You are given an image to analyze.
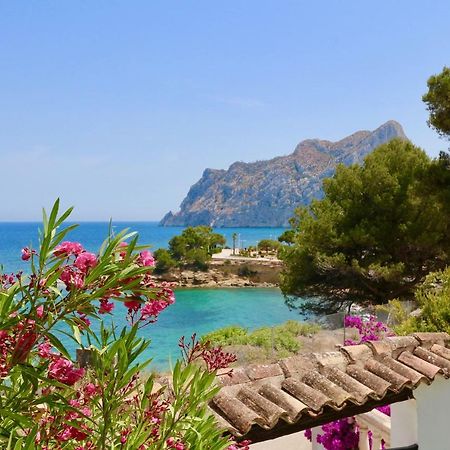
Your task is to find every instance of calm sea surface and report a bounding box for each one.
[0,222,302,370]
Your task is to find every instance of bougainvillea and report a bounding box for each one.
[306,314,392,450]
[0,200,246,450]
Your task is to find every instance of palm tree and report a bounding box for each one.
[232,233,238,255]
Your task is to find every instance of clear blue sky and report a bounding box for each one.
[1,0,449,220]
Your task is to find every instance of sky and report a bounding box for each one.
[1,0,449,221]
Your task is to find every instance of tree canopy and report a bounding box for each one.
[280,139,450,314]
[257,239,281,253]
[423,66,450,140]
[158,226,226,271]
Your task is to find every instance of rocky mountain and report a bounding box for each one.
[160,121,407,227]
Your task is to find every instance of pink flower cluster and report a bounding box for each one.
[178,334,237,373]
[54,241,84,257]
[137,250,155,267]
[37,340,85,386]
[227,440,251,450]
[344,314,390,344]
[36,380,101,447]
[51,242,98,291]
[166,437,185,449]
[315,418,359,450]
[1,272,21,288]
[48,357,85,386]
[125,282,176,326]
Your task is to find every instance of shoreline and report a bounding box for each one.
[154,258,283,289]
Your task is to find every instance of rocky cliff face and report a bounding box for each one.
[160,121,407,227]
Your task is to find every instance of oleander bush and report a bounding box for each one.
[0,200,247,450]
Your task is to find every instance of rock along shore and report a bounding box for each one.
[153,258,283,288]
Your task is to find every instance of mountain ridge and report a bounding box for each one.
[160,121,407,227]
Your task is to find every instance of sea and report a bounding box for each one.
[0,222,305,370]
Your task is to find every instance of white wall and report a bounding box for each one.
[250,431,312,450]
[390,399,418,447]
[414,375,450,450]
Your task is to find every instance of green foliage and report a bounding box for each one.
[153,248,177,273]
[280,139,450,314]
[395,268,450,336]
[202,321,320,358]
[202,325,248,346]
[168,226,226,270]
[257,239,281,253]
[423,66,450,140]
[278,229,295,245]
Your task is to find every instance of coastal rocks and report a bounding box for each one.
[154,260,281,288]
[160,121,407,227]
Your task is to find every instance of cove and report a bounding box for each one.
[79,288,302,371]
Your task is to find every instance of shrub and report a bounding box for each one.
[202,320,320,359]
[395,267,450,335]
[0,200,246,450]
[202,325,248,347]
[153,248,177,273]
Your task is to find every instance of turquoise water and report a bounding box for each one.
[0,223,299,370]
[84,288,299,370]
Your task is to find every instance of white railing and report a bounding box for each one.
[355,409,391,450]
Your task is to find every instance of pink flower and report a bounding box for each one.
[48,357,85,385]
[118,241,128,258]
[99,299,115,314]
[124,298,142,311]
[167,438,185,450]
[77,313,91,328]
[137,250,155,267]
[54,241,84,257]
[36,305,44,318]
[83,383,100,399]
[21,247,35,261]
[140,300,170,322]
[75,252,98,273]
[60,267,84,290]
[38,341,53,359]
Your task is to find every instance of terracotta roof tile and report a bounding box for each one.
[341,344,373,364]
[237,387,286,428]
[282,377,333,412]
[346,365,391,397]
[364,358,411,392]
[212,391,262,433]
[246,363,283,381]
[310,351,348,371]
[217,367,250,386]
[413,332,450,347]
[320,366,374,404]
[279,355,317,377]
[430,343,450,360]
[397,350,443,379]
[413,347,450,373]
[302,370,350,406]
[257,384,308,422]
[211,333,450,439]
[375,353,427,386]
